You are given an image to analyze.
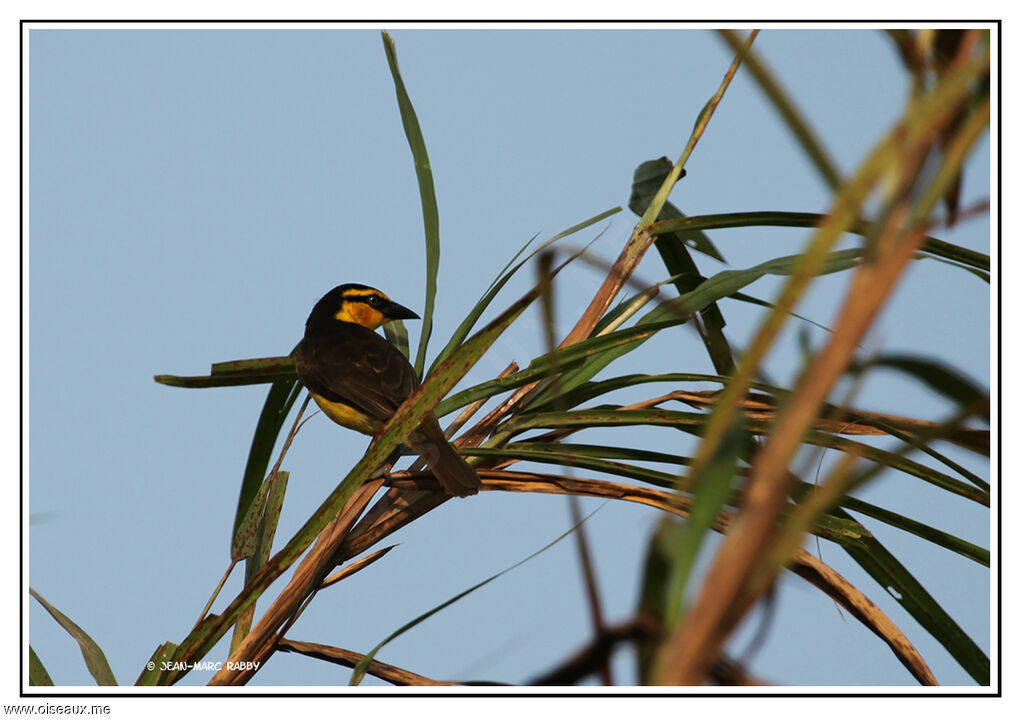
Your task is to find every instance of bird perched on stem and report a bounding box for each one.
[295,283,480,497]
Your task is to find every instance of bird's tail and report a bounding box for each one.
[407,416,480,497]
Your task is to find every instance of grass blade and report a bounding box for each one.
[30,588,117,686]
[837,510,990,685]
[154,356,296,388]
[650,211,989,276]
[29,646,54,686]
[383,320,411,360]
[665,421,744,625]
[382,31,440,378]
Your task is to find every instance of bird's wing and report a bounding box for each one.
[296,323,418,423]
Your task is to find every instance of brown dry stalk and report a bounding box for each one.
[653,45,988,684]
[209,478,385,686]
[277,638,449,686]
[320,545,396,590]
[654,234,929,684]
[383,468,933,685]
[790,552,938,685]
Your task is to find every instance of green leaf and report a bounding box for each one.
[135,642,178,686]
[29,646,54,686]
[649,211,989,275]
[30,588,117,686]
[383,320,411,360]
[671,419,742,626]
[840,496,988,566]
[256,471,290,567]
[232,471,275,562]
[154,356,296,388]
[635,520,676,684]
[382,31,440,379]
[837,509,990,685]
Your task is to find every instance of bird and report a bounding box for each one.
[294,283,480,497]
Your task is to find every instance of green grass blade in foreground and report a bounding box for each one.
[635,520,676,682]
[382,31,440,379]
[650,211,990,275]
[837,508,990,685]
[427,207,621,376]
[665,420,743,626]
[29,646,54,686]
[350,503,604,685]
[166,271,558,682]
[30,588,117,686]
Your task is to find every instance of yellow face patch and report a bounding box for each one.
[334,289,390,329]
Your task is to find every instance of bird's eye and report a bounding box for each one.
[367,295,381,307]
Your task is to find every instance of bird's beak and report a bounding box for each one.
[385,300,420,321]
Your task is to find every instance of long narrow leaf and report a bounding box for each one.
[836,509,990,685]
[666,420,744,625]
[30,588,117,686]
[29,646,54,686]
[649,211,989,275]
[382,31,440,378]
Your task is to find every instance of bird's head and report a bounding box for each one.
[307,284,419,331]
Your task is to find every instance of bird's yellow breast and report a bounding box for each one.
[310,392,384,436]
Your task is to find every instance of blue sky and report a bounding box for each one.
[25,25,991,690]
